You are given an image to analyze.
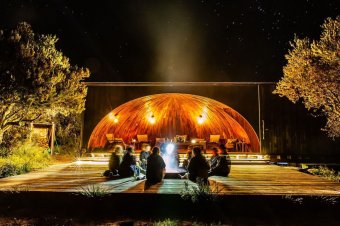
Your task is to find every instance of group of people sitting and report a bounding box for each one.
[103,143,231,187]
[104,145,166,185]
[180,145,231,184]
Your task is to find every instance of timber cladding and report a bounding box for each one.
[83,83,339,156]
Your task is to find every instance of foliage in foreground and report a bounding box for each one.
[0,22,90,145]
[79,184,111,198]
[154,219,179,226]
[0,141,50,178]
[54,113,82,156]
[154,219,222,226]
[307,165,340,182]
[180,178,220,204]
[274,16,340,138]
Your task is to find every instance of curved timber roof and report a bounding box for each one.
[88,93,260,152]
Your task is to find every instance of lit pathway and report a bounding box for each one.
[0,161,339,195]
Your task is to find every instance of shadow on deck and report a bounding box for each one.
[0,162,339,196]
[0,162,340,223]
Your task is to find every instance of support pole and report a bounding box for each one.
[29,122,33,142]
[257,85,262,154]
[51,122,55,155]
[79,112,85,156]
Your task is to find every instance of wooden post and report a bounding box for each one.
[51,122,55,155]
[79,112,84,152]
[29,122,34,142]
[257,84,262,154]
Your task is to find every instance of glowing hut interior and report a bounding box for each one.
[88,93,260,152]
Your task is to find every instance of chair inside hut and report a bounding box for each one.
[105,134,126,151]
[206,134,220,149]
[175,135,187,143]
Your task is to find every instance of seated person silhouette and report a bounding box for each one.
[187,147,210,184]
[139,144,151,171]
[208,146,231,177]
[145,147,166,188]
[103,145,123,178]
[119,146,138,178]
[182,149,192,170]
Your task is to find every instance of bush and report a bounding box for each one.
[154,219,179,226]
[0,141,50,178]
[54,113,81,156]
[79,184,111,198]
[180,178,220,204]
[0,146,11,158]
[307,166,340,182]
[0,161,17,177]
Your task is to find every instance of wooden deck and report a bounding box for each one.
[0,161,339,196]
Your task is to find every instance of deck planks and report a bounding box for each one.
[0,161,339,196]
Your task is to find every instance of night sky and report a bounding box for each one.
[0,0,339,82]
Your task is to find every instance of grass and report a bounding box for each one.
[79,184,111,198]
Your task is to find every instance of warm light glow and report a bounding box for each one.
[197,115,204,124]
[148,115,156,124]
[166,143,175,155]
[109,112,119,123]
[75,160,83,165]
[191,139,197,144]
[89,93,260,152]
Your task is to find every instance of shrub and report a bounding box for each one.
[0,146,11,158]
[180,178,220,204]
[79,184,111,198]
[0,161,17,177]
[0,141,50,178]
[154,219,179,226]
[307,166,340,182]
[54,113,81,156]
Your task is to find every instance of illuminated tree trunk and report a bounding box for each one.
[0,130,3,144]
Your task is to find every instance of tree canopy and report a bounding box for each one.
[274,16,340,138]
[0,22,90,144]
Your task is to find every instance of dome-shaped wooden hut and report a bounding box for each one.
[88,93,260,152]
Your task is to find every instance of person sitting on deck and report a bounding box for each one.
[109,145,123,173]
[146,147,166,186]
[187,147,210,184]
[182,149,192,170]
[139,144,151,171]
[209,147,219,169]
[179,149,193,179]
[103,145,123,178]
[119,146,139,178]
[208,146,231,177]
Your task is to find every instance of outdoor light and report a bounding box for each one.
[166,143,175,155]
[75,160,83,165]
[191,139,197,144]
[197,115,204,124]
[148,114,156,124]
[109,112,119,123]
